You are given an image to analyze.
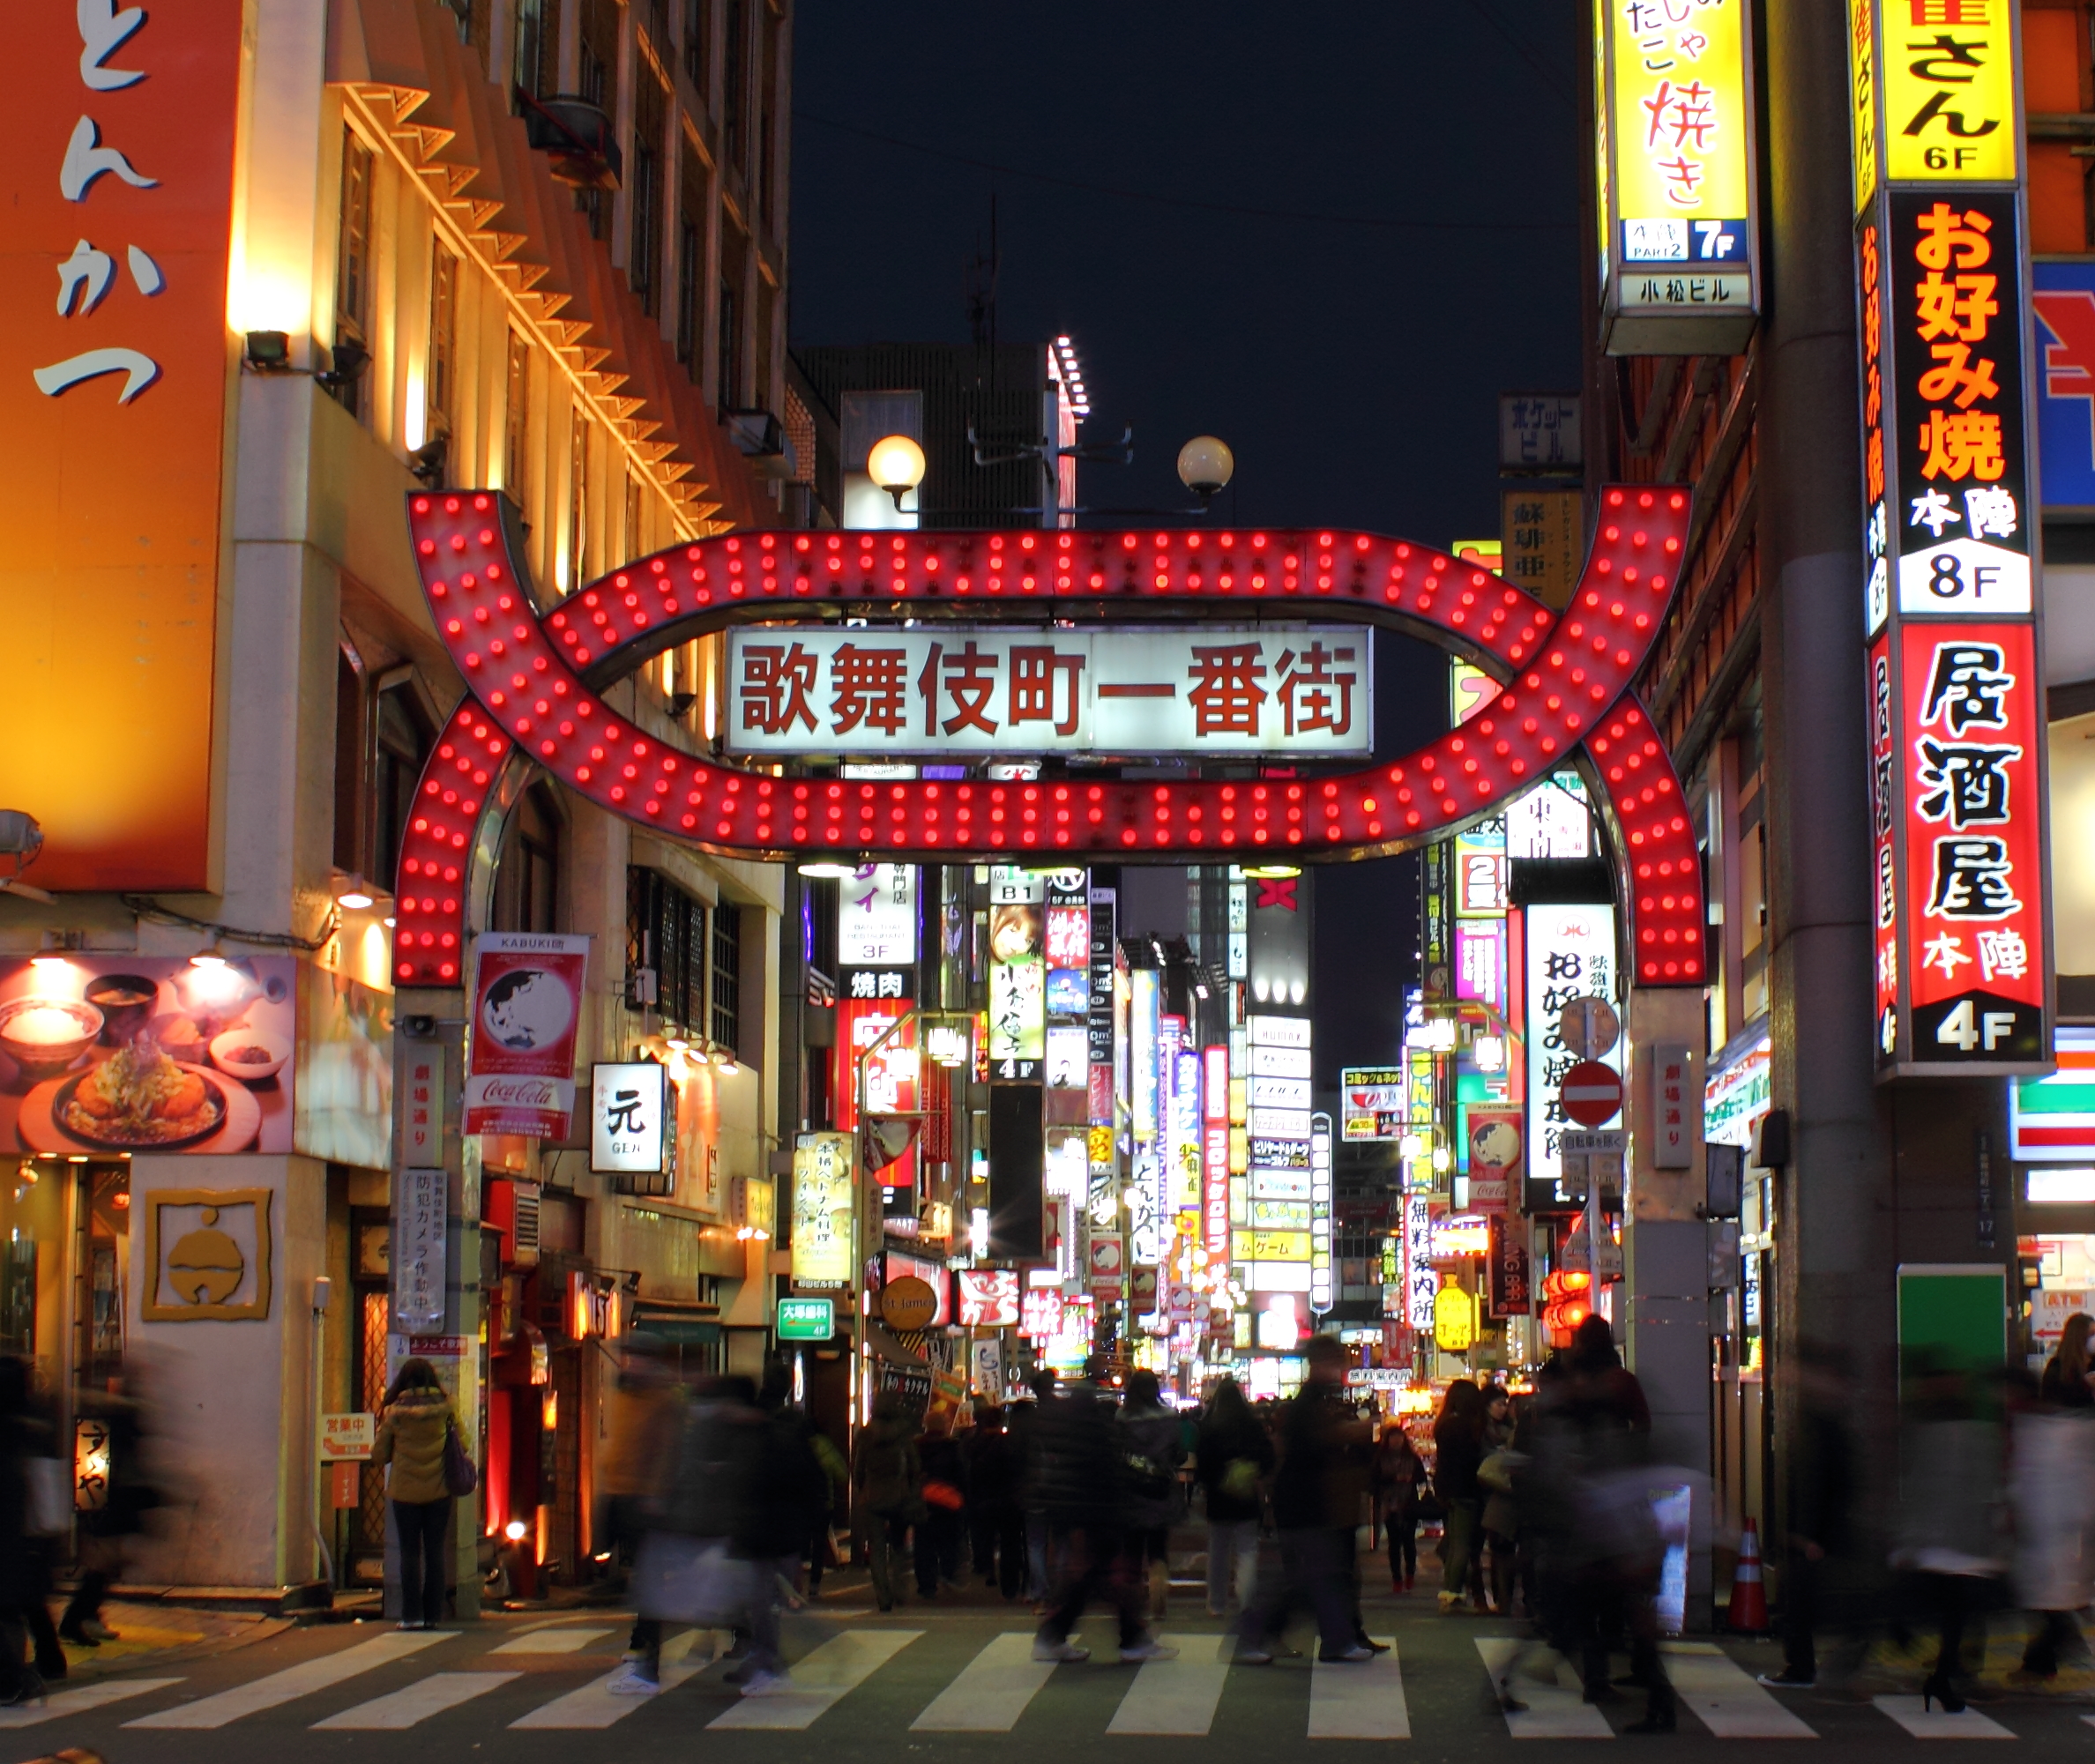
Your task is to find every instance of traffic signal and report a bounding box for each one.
[1539,1269,1592,1349]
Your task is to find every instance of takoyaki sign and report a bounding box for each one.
[462,934,591,1138]
[396,490,1712,994]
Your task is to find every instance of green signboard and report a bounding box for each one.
[776,1297,835,1342]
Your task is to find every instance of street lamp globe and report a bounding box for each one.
[1176,435,1234,500]
[868,433,926,508]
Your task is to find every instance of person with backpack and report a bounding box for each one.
[1197,1376,1273,1617]
[1118,1371,1186,1620]
[854,1391,923,1613]
[371,1358,461,1630]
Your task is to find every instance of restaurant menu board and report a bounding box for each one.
[0,956,295,1155]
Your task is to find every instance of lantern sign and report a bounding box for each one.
[1595,0,1759,354]
[1851,13,2050,1074]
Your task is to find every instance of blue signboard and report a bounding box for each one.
[2033,262,2095,512]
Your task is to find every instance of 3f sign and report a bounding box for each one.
[1936,1000,2018,1053]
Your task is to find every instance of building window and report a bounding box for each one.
[333,647,365,873]
[627,868,709,1030]
[333,129,376,417]
[578,0,614,239]
[711,903,741,1053]
[683,0,710,93]
[676,218,700,365]
[503,328,531,512]
[514,0,549,99]
[568,413,591,592]
[372,683,433,890]
[492,785,562,934]
[631,78,667,313]
[427,239,459,445]
[624,473,644,562]
[722,0,747,173]
[717,275,740,411]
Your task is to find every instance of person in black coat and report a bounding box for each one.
[1197,1376,1272,1617]
[962,1405,1025,1597]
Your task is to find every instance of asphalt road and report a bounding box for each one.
[12,1591,2093,1763]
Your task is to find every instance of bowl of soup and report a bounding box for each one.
[83,973,160,1044]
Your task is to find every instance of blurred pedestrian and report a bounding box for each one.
[1891,1353,2005,1714]
[2009,1349,2092,1680]
[1374,1422,1424,1593]
[1033,1357,1169,1663]
[1119,1370,1185,1620]
[806,1422,849,1597]
[370,1358,458,1632]
[1563,1315,1673,1732]
[962,1403,1025,1598]
[1433,1381,1486,1614]
[915,1416,967,1597]
[593,1334,677,1678]
[59,1373,157,1651]
[1197,1376,1272,1616]
[1237,1336,1376,1664]
[854,1391,922,1614]
[2040,1312,2095,1409]
[1480,1398,1526,1618]
[1759,1341,1857,1692]
[736,1365,829,1693]
[1014,1369,1056,1604]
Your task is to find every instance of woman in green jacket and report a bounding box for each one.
[372,1359,458,1628]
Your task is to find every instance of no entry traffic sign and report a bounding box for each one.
[1561,1060,1625,1128]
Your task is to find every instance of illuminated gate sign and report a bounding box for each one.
[1595,0,1759,355]
[727,626,1372,758]
[1851,4,2050,1076]
[393,498,1711,1007]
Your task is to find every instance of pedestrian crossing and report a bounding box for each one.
[26,1618,2095,1741]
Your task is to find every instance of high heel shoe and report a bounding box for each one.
[1921,1670,1965,1715]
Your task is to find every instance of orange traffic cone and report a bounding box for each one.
[1727,1518,1769,1633]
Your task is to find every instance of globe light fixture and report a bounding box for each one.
[1176,435,1234,501]
[867,433,926,510]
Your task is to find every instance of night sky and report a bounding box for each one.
[787,2,1585,1082]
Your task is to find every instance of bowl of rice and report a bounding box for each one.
[0,998,104,1080]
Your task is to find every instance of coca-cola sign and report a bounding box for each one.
[464,934,590,1138]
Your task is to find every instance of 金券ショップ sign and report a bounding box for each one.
[725,627,1372,758]
[463,934,591,1138]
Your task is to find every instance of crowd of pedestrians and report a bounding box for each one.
[348,1306,2095,1712]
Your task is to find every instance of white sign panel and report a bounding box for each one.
[1247,1014,1313,1049]
[394,1166,447,1333]
[591,1061,668,1174]
[1506,774,1591,859]
[727,626,1374,758]
[839,864,919,966]
[1524,903,1620,1188]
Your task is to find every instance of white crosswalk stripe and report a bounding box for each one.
[508,1626,706,1729]
[1308,1637,1409,1739]
[491,1625,616,1654]
[1107,1634,1232,1735]
[1475,1637,1614,1739]
[125,1630,451,1729]
[708,1628,922,1730]
[313,1671,522,1729]
[911,1631,1058,1731]
[0,1676,183,1729]
[1875,1694,2016,1739]
[1661,1642,1815,1738]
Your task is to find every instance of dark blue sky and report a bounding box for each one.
[787,1,1586,1076]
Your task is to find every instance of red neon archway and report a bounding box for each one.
[391,488,1706,991]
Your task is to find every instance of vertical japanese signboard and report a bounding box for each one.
[790,1130,854,1287]
[1309,1113,1334,1312]
[1851,2,2048,1076]
[1524,904,1621,1187]
[2,0,242,889]
[395,1167,447,1333]
[1595,0,1759,355]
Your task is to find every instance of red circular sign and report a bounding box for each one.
[1561,1060,1624,1128]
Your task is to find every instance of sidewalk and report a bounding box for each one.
[41,1600,292,1684]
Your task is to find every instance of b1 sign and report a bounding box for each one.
[727,627,1372,758]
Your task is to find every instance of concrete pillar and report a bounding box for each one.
[1624,985,1712,1630]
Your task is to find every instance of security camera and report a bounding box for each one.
[0,813,53,904]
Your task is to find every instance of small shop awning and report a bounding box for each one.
[865,1324,928,1366]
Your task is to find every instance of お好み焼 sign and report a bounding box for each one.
[144,1189,272,1321]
